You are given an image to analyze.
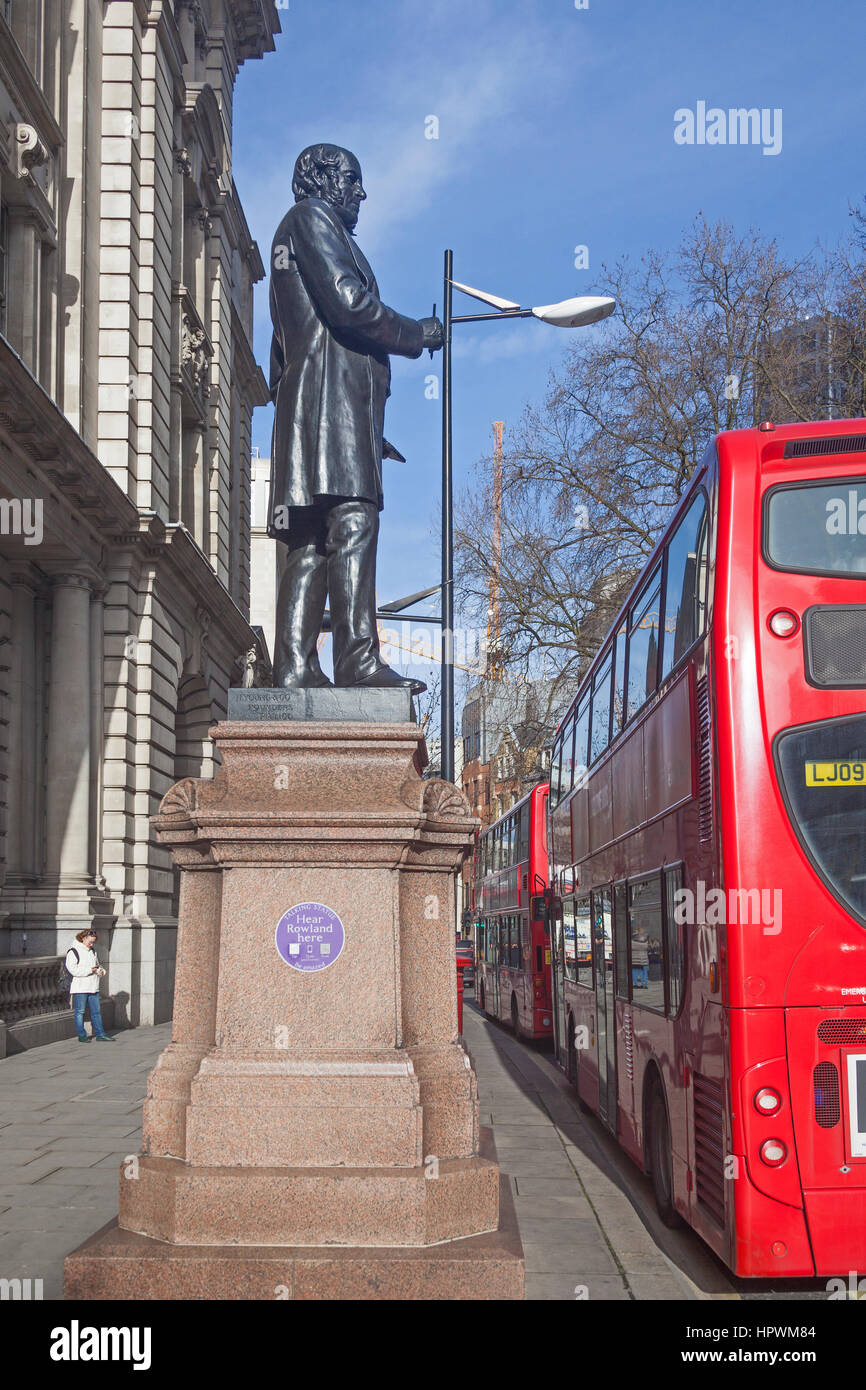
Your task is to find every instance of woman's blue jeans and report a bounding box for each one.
[73,992,105,1039]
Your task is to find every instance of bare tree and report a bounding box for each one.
[456,213,862,738]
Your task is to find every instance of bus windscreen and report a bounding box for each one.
[775,714,866,925]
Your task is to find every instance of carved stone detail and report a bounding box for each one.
[158,778,199,819]
[14,124,48,180]
[174,146,193,178]
[401,777,472,819]
[181,313,211,397]
[422,779,473,820]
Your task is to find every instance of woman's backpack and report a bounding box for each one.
[58,947,79,987]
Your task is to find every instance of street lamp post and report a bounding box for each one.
[437,252,615,784]
[441,252,455,789]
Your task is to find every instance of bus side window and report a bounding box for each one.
[518,804,529,862]
[590,650,613,764]
[629,875,664,1011]
[612,623,628,737]
[576,894,593,986]
[553,906,564,971]
[550,735,563,808]
[661,493,709,680]
[562,897,577,982]
[627,568,662,721]
[573,697,590,785]
[614,882,629,1000]
[664,866,685,1016]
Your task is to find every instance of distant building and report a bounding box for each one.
[760,314,859,422]
[459,678,554,924]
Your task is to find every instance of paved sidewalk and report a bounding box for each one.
[0,1024,172,1300]
[0,1009,691,1301]
[463,1002,690,1301]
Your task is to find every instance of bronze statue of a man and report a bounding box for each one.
[267,144,443,692]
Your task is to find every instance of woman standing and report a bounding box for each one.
[66,929,114,1043]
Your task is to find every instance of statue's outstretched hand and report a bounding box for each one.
[419,316,444,352]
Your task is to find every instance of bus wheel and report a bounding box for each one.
[648,1082,682,1229]
[511,995,521,1040]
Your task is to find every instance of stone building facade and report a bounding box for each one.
[0,0,279,1035]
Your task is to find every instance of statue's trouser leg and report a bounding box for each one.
[273,506,331,687]
[327,498,382,686]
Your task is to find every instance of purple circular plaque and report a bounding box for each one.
[275,902,345,973]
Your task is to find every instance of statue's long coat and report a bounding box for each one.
[267,196,424,526]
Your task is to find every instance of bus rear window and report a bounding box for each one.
[764,478,866,577]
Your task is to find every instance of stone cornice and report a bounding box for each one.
[103,516,258,651]
[225,0,282,65]
[0,335,139,540]
[228,178,262,271]
[230,303,269,406]
[161,523,258,649]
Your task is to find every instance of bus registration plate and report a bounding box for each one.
[805,760,866,787]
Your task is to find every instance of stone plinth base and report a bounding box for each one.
[64,1176,522,1301]
[118,1146,500,1247]
[63,706,524,1299]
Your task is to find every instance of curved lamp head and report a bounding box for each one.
[531,295,616,328]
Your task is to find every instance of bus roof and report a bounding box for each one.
[478,781,549,840]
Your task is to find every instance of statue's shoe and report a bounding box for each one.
[273,671,334,689]
[348,665,427,696]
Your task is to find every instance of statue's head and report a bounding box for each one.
[292,144,366,231]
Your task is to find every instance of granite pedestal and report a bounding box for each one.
[64,689,523,1300]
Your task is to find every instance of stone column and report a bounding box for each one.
[88,587,106,881]
[5,571,39,881]
[44,574,93,885]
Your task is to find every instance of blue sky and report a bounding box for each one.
[234,0,866,703]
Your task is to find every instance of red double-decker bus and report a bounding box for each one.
[548,419,866,1278]
[473,784,552,1040]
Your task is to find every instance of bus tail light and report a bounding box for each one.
[754,1087,782,1116]
[768,609,799,638]
[759,1139,787,1167]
